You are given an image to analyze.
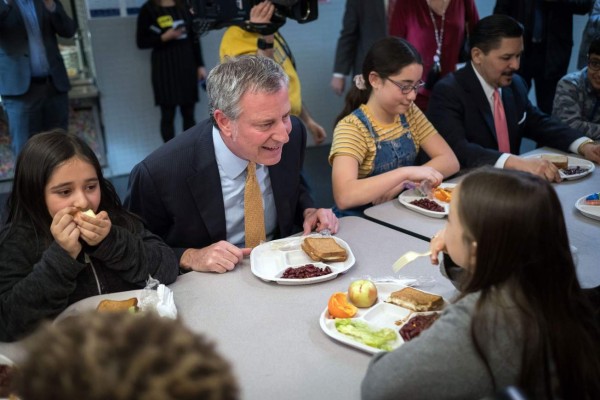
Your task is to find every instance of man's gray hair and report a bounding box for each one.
[207,55,289,124]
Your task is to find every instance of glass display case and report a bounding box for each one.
[64,0,107,167]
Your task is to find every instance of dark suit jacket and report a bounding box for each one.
[0,0,76,95]
[125,117,315,261]
[426,63,582,168]
[494,0,592,80]
[332,0,387,77]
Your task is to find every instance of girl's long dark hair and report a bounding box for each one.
[5,130,140,243]
[334,37,423,126]
[456,168,600,399]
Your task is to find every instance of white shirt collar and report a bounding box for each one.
[212,126,262,179]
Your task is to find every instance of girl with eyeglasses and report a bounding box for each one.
[329,37,459,217]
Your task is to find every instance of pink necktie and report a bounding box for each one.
[493,89,511,153]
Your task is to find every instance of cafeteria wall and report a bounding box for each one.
[90,1,583,177]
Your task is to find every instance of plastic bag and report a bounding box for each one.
[138,276,177,319]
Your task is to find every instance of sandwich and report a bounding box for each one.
[301,237,348,263]
[385,287,444,312]
[541,154,568,169]
[96,297,138,313]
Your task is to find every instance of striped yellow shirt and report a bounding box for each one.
[329,104,437,178]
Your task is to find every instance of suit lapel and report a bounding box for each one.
[459,65,496,137]
[187,125,227,243]
[267,160,290,239]
[501,87,519,153]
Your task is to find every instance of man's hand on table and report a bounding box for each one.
[302,208,339,235]
[505,155,562,182]
[180,241,251,273]
[579,142,600,164]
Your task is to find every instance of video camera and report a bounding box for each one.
[190,0,318,35]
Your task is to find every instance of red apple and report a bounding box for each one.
[348,279,378,308]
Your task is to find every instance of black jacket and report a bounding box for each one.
[125,117,314,261]
[0,220,179,341]
[494,0,592,80]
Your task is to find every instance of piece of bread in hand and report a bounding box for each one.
[386,287,444,312]
[81,209,96,218]
[82,209,96,218]
[96,298,138,312]
[72,209,96,218]
[301,237,348,262]
[541,154,568,169]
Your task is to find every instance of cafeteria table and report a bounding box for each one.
[364,147,600,288]
[0,216,456,400]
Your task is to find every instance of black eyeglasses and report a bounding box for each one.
[386,78,426,94]
[588,58,600,71]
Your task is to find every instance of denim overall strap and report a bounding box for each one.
[332,109,418,218]
[364,112,417,177]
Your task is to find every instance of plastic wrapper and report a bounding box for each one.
[138,276,177,319]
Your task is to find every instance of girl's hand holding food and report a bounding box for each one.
[74,210,112,247]
[51,207,82,259]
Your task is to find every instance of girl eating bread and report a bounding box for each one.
[0,130,179,341]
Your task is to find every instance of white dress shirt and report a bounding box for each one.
[212,127,277,247]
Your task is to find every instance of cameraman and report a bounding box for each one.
[219,0,326,145]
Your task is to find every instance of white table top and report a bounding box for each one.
[0,216,456,400]
[364,148,600,287]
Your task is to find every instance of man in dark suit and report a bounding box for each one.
[0,0,76,156]
[494,0,592,114]
[427,14,600,182]
[330,0,387,95]
[125,55,338,273]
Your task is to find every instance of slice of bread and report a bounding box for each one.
[386,287,444,312]
[541,154,568,169]
[301,237,348,262]
[82,209,96,218]
[97,298,138,312]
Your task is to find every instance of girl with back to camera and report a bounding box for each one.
[0,130,179,342]
[362,168,600,399]
[329,37,459,217]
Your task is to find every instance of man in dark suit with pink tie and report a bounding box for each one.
[426,14,600,182]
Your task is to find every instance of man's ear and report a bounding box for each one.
[213,110,233,138]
